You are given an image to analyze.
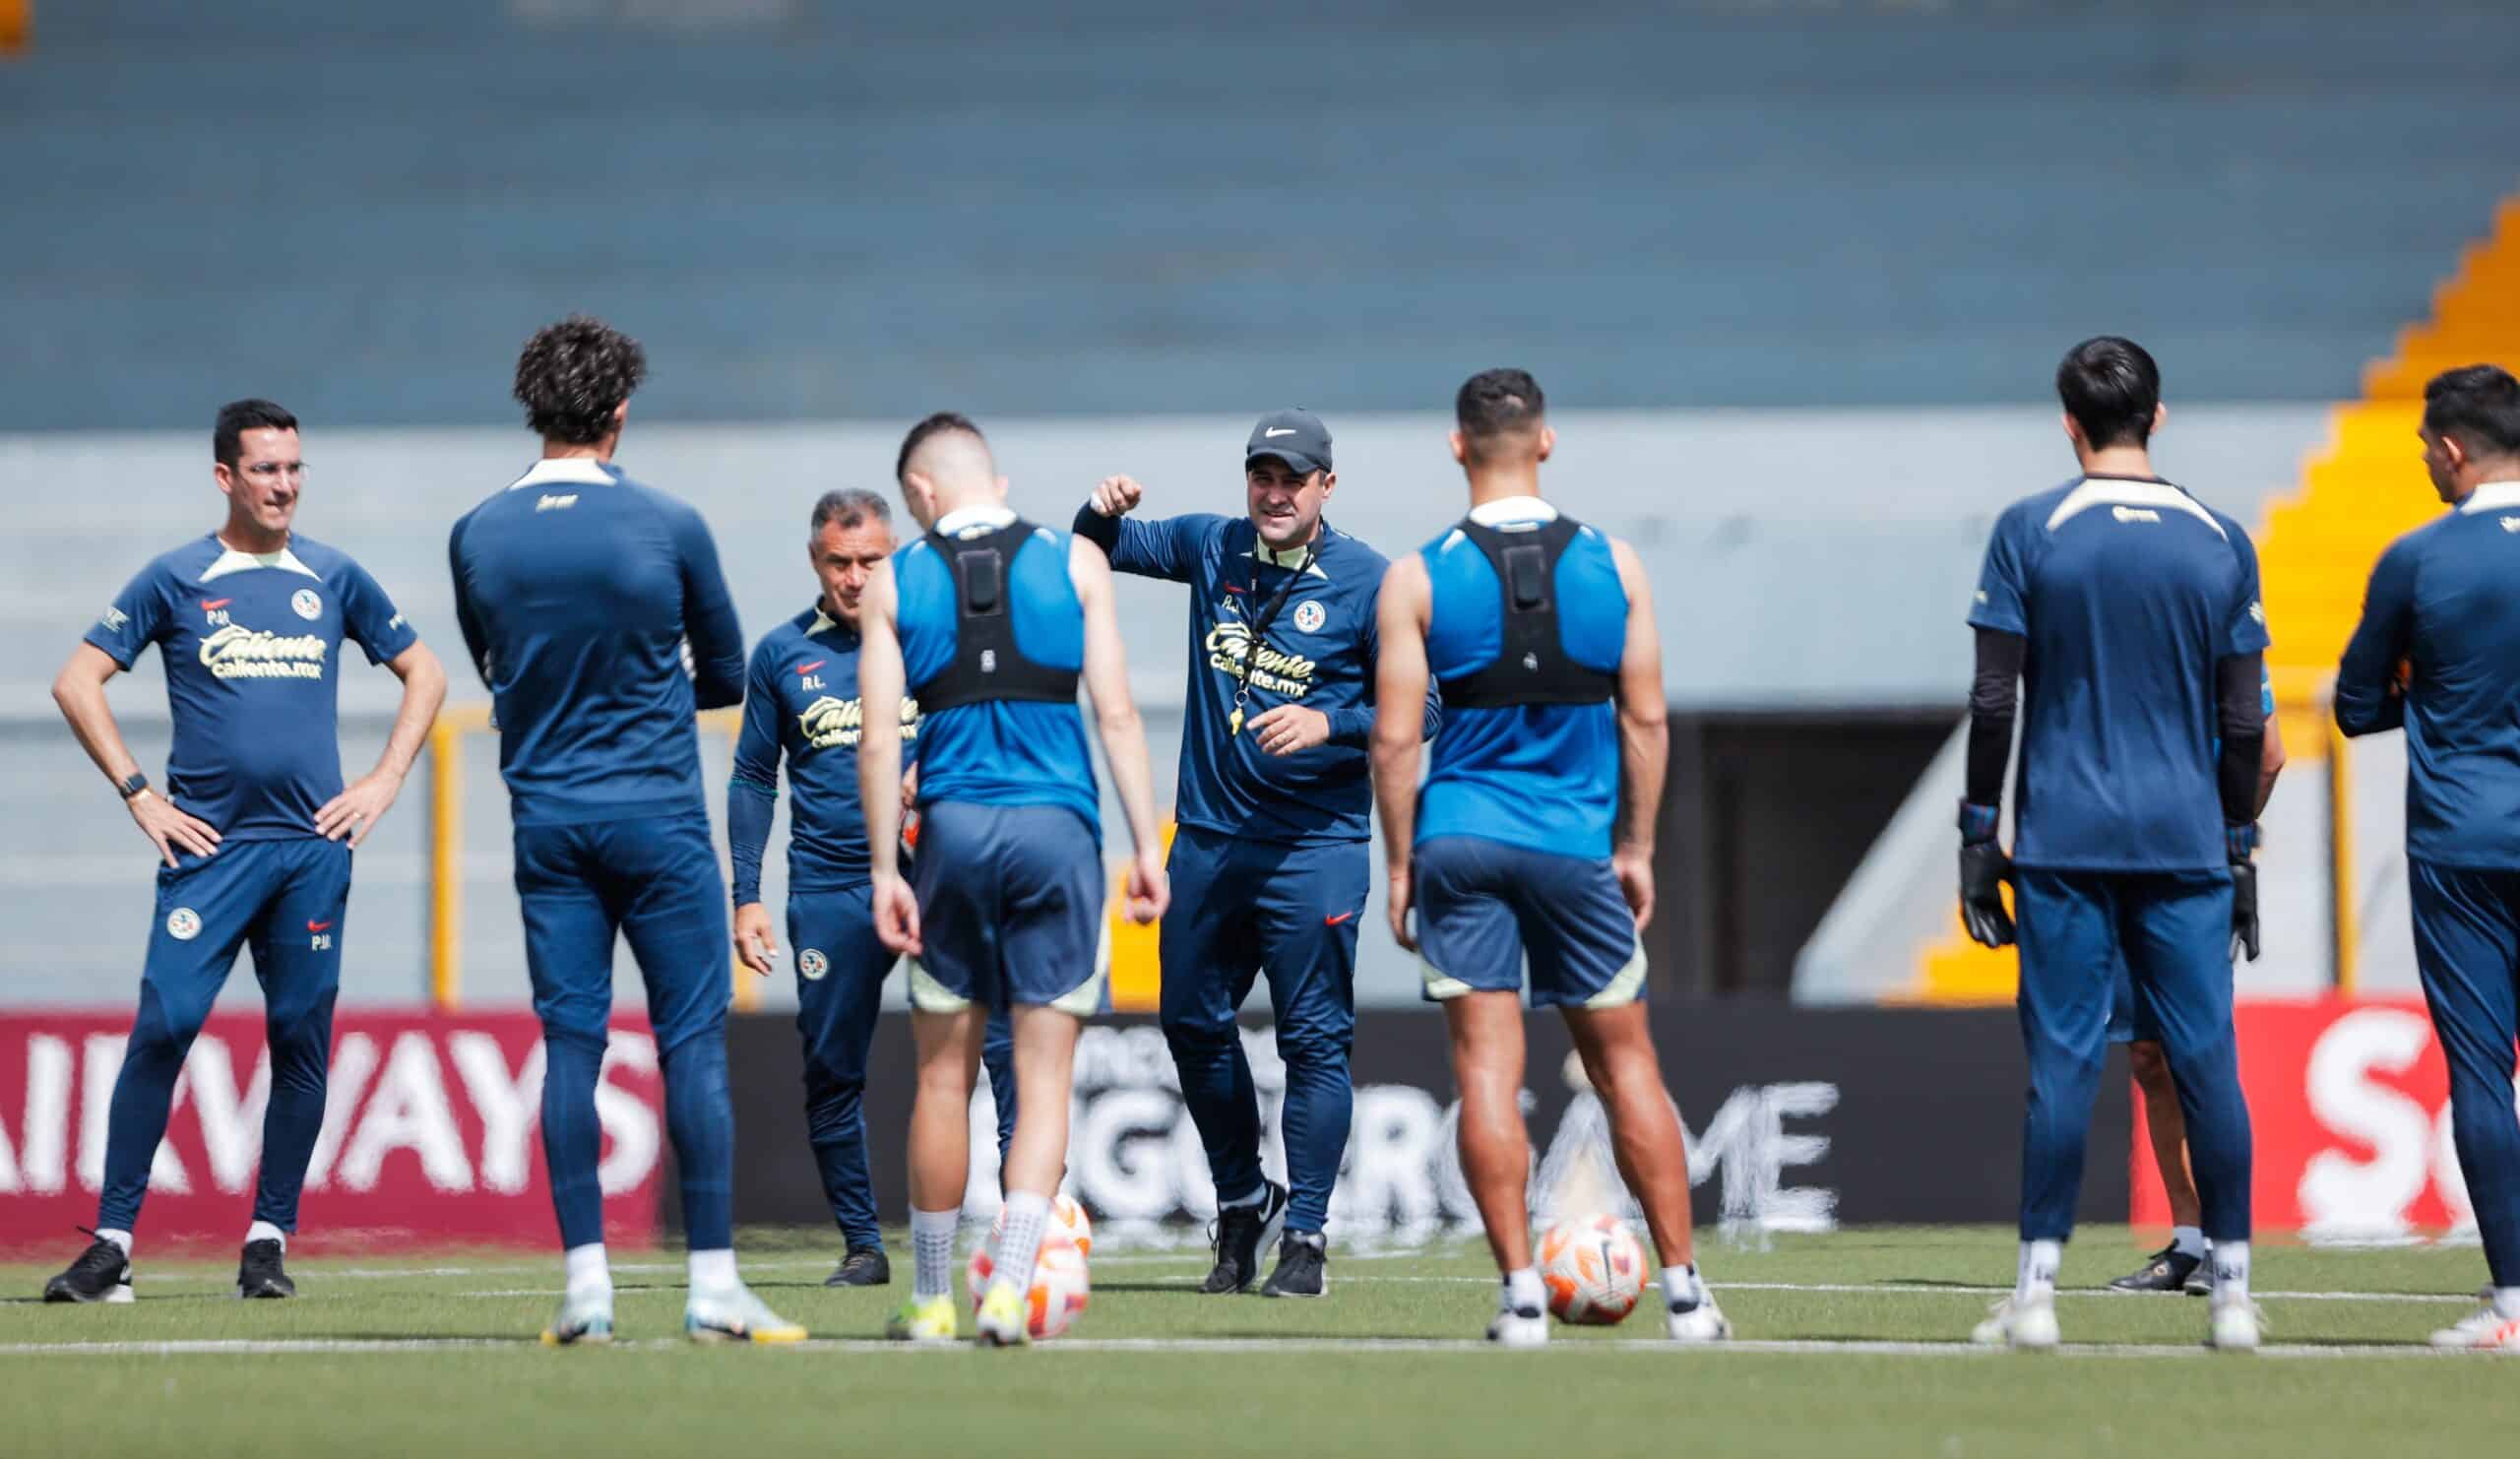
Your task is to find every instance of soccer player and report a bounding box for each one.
[857,413,1168,1346]
[2110,705,2285,1296]
[726,487,1019,1288]
[1957,337,2265,1352]
[1372,369,1727,1348]
[2335,363,2520,1352]
[1070,410,1436,1297]
[449,316,799,1345]
[42,400,447,1303]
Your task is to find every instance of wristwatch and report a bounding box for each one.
[117,772,149,800]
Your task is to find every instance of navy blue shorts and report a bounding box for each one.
[1413,835,1645,1009]
[512,813,729,1055]
[909,801,1106,1014]
[145,837,351,1024]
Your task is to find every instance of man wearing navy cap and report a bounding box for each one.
[1074,410,1437,1298]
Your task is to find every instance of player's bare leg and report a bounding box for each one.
[975,1003,1082,1347]
[1564,1001,1728,1341]
[891,1005,982,1342]
[2110,1041,2210,1294]
[1444,989,1547,1346]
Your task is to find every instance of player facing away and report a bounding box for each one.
[2335,364,2520,1352]
[726,488,1020,1288]
[43,400,448,1303]
[448,317,800,1345]
[1070,411,1438,1297]
[1957,337,2265,1352]
[2109,691,2285,1295]
[858,413,1169,1347]
[1372,369,1727,1349]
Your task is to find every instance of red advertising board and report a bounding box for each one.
[0,1012,663,1253]
[2132,999,2487,1237]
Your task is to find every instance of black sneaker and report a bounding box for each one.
[1261,1230,1327,1299]
[1199,1180,1290,1295]
[236,1238,295,1300]
[826,1245,892,1288]
[42,1230,133,1304]
[2107,1242,2203,1295]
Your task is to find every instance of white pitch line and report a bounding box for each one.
[0,1335,2486,1361]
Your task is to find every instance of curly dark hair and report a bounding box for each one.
[513,316,647,444]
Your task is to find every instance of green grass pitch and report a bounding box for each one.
[2,1225,2512,1458]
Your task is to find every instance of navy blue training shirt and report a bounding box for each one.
[86,534,418,840]
[448,457,745,825]
[1084,511,1433,846]
[1969,475,2269,872]
[2336,479,2520,869]
[1418,499,1627,860]
[727,604,920,904]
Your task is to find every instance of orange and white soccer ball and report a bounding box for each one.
[1538,1214,1648,1325]
[967,1235,1091,1340]
[975,1193,1093,1257]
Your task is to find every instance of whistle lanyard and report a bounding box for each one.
[1226,535,1320,737]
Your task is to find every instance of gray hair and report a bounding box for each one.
[810,488,892,535]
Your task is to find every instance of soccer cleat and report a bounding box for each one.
[41,1231,134,1304]
[885,1294,960,1344]
[2429,1303,2520,1352]
[1200,1179,1290,1295]
[1486,1303,1549,1349]
[974,1281,1031,1347]
[1667,1293,1732,1343]
[1261,1231,1327,1299]
[2107,1243,2204,1295]
[235,1238,295,1300]
[684,1283,807,1345]
[1970,1295,2060,1351]
[826,1246,892,1288]
[540,1286,615,1346]
[2207,1296,2263,1353]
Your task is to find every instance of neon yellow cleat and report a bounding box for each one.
[684,1283,807,1345]
[886,1293,960,1344]
[974,1281,1031,1348]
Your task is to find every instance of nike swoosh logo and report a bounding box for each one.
[201,598,230,610]
[797,660,826,674]
[307,920,332,932]
[1324,911,1358,926]
[1264,427,1298,437]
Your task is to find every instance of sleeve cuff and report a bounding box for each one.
[2226,822,2258,862]
[1957,800,2000,845]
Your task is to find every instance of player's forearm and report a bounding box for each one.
[1965,628,2024,810]
[1070,503,1122,559]
[51,668,142,790]
[1369,708,1421,872]
[1094,699,1165,855]
[726,775,777,906]
[1614,709,1668,855]
[2255,717,2287,816]
[368,648,447,781]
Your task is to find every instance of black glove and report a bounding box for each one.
[2227,822,2260,963]
[1958,840,2015,949]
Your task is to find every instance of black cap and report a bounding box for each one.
[1243,409,1332,476]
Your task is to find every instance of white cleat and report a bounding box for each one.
[1667,1296,1732,1343]
[2206,1297,2263,1353]
[1486,1305,1549,1349]
[1971,1295,2059,1352]
[684,1282,806,1345]
[2429,1304,2520,1353]
[540,1285,614,1347]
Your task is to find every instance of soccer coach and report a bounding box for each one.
[1074,411,1437,1298]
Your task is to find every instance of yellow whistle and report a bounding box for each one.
[1227,708,1244,736]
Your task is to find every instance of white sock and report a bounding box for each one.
[2016,1239,2061,1301]
[992,1190,1051,1295]
[911,1207,960,1302]
[245,1220,286,1250]
[563,1242,610,1295]
[1218,1185,1265,1211]
[2492,1287,2520,1320]
[1660,1264,1704,1310]
[688,1247,737,1294]
[2210,1240,2250,1300]
[1503,1267,1545,1314]
[2170,1225,2206,1260]
[93,1228,132,1259]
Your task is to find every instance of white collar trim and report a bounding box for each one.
[934,503,1018,536]
[2045,478,2225,539]
[808,608,842,636]
[2455,480,2520,514]
[1468,496,1558,527]
[508,458,617,490]
[200,541,321,584]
